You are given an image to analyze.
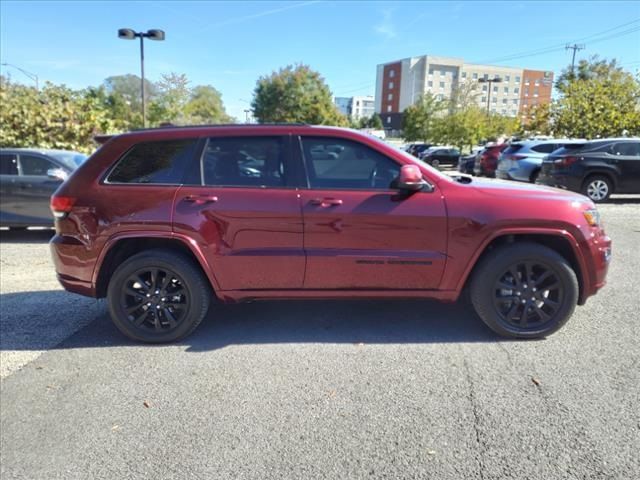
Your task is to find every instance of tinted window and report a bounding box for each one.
[20,155,56,176]
[107,140,197,184]
[301,137,400,190]
[202,136,286,187]
[502,144,523,155]
[531,143,557,154]
[0,154,19,175]
[612,142,640,156]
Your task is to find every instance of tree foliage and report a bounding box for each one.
[402,93,446,142]
[251,64,347,125]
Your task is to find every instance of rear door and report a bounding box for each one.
[173,135,304,291]
[297,135,447,290]
[0,153,20,225]
[610,141,640,192]
[16,154,66,223]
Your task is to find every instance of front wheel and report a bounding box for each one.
[107,249,211,343]
[469,243,578,339]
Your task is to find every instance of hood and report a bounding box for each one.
[468,177,591,204]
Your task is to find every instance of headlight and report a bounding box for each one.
[583,208,601,227]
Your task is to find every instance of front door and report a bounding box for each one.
[610,141,640,192]
[297,136,447,290]
[173,135,304,291]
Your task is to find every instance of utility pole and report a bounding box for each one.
[244,109,251,123]
[565,44,585,75]
[478,76,502,114]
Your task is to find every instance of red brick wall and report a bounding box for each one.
[381,62,401,114]
[519,69,553,117]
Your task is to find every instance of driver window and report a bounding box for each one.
[301,137,400,190]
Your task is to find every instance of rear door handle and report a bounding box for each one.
[184,194,218,205]
[310,198,343,207]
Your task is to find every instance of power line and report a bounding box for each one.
[473,19,640,65]
[566,44,586,72]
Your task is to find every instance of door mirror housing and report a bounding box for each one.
[47,168,68,182]
[396,164,429,192]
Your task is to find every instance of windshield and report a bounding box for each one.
[48,151,88,169]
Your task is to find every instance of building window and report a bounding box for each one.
[387,93,393,101]
[462,72,467,78]
[389,70,395,78]
[533,87,539,96]
[492,97,497,103]
[524,78,530,85]
[472,73,478,80]
[493,86,498,93]
[388,82,394,89]
[534,79,540,86]
[481,96,487,102]
[482,85,487,91]
[524,88,529,96]
[483,73,489,80]
[439,81,445,88]
[387,105,392,112]
[436,94,444,100]
[515,76,521,83]
[503,87,509,93]
[428,80,433,87]
[429,68,434,75]
[513,99,519,104]
[523,99,528,105]
[505,75,510,82]
[386,116,391,124]
[514,87,519,94]
[502,98,508,104]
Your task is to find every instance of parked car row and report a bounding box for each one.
[452,137,640,203]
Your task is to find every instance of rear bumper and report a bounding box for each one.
[536,171,582,192]
[56,273,95,297]
[50,234,97,298]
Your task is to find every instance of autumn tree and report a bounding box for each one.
[251,64,347,125]
[402,93,446,142]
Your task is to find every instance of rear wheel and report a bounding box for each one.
[470,242,578,339]
[107,249,211,343]
[530,169,540,184]
[582,175,612,202]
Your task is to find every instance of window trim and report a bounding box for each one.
[296,135,404,192]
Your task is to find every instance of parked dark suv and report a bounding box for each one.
[537,138,640,202]
[50,125,611,343]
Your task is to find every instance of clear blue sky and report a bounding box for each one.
[1,1,639,120]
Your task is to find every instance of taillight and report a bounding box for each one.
[50,195,76,218]
[556,156,578,168]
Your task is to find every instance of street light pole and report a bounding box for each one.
[1,63,39,90]
[244,109,251,123]
[478,76,502,114]
[118,28,165,128]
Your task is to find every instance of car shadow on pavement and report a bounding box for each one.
[0,290,501,352]
[0,229,54,244]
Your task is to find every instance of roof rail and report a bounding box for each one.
[129,122,309,132]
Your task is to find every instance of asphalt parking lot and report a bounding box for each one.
[1,197,639,480]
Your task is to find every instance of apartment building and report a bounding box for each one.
[375,55,553,130]
[334,95,375,120]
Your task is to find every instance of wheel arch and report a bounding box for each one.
[458,229,589,305]
[93,233,221,299]
[582,169,619,190]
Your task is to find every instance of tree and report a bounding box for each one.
[369,113,383,129]
[149,72,191,124]
[251,64,347,125]
[184,85,233,124]
[402,93,446,142]
[104,74,157,128]
[551,57,640,138]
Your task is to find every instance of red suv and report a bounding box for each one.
[50,125,611,342]
[474,143,508,177]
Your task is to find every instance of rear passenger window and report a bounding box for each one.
[202,137,287,187]
[0,154,19,175]
[301,137,400,190]
[107,140,197,184]
[20,155,56,176]
[612,142,640,156]
[531,143,556,154]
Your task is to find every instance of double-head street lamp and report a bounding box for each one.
[1,63,39,90]
[118,28,165,127]
[477,76,502,113]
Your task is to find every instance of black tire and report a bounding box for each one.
[431,159,440,169]
[469,242,578,339]
[107,249,211,343]
[582,175,612,203]
[529,169,540,184]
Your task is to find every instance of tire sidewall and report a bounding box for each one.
[583,175,612,203]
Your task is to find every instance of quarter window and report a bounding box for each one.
[612,142,640,156]
[0,154,19,175]
[202,137,287,187]
[301,137,400,190]
[107,139,197,184]
[20,155,56,176]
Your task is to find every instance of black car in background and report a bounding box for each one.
[537,138,640,202]
[405,143,432,158]
[0,148,87,228]
[420,147,461,168]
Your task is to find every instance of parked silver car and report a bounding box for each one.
[496,139,583,183]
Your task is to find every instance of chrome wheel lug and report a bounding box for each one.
[516,291,521,296]
[521,299,526,304]
[146,293,150,298]
[532,287,537,292]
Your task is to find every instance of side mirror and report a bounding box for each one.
[47,168,68,182]
[396,165,429,192]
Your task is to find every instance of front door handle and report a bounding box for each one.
[184,194,218,205]
[310,198,343,207]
